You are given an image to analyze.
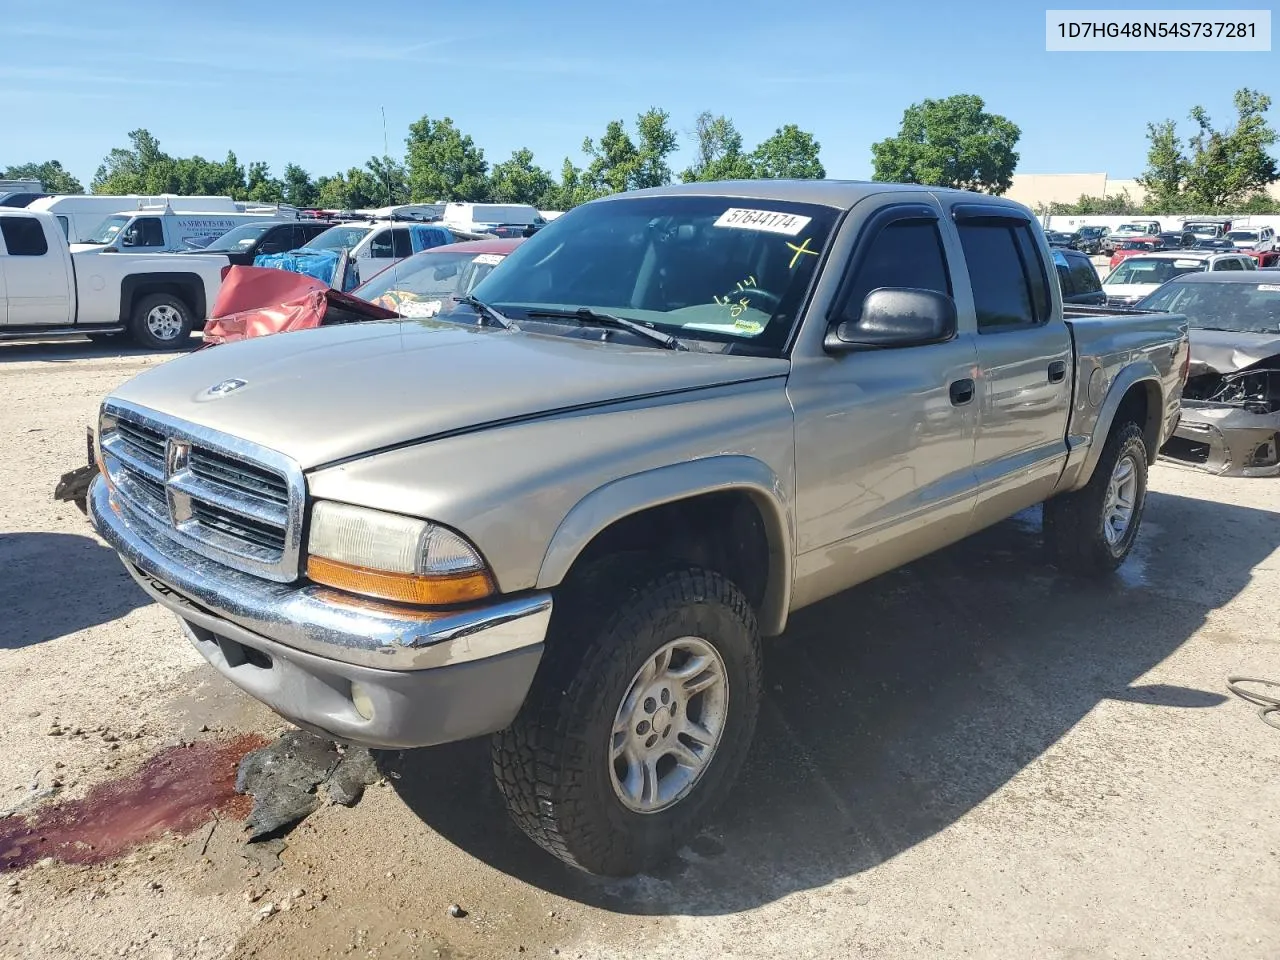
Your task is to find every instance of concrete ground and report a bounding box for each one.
[1,338,1278,960]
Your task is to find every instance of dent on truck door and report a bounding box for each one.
[789,204,980,609]
[953,209,1073,530]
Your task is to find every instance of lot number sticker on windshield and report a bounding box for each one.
[713,208,812,236]
[472,254,505,265]
[1260,284,1280,292]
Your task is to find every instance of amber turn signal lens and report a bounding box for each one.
[307,555,494,606]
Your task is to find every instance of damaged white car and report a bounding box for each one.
[1139,273,1280,476]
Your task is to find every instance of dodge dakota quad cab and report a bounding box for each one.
[88,181,1188,876]
[0,209,226,349]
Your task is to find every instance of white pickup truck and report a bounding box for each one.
[0,209,227,349]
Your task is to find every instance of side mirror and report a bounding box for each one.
[824,288,957,353]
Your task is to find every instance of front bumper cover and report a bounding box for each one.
[89,477,550,748]
[1163,403,1280,478]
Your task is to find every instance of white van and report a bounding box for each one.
[442,202,546,234]
[71,208,297,255]
[26,195,273,245]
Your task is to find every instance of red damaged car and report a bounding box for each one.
[202,237,524,345]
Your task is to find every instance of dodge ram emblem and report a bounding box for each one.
[206,378,247,397]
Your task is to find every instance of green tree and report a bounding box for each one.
[1,160,84,194]
[538,158,593,211]
[1045,191,1137,216]
[281,163,317,207]
[91,128,172,194]
[365,154,410,206]
[1137,120,1186,212]
[750,124,825,179]
[489,148,555,205]
[583,120,640,195]
[870,94,1020,194]
[583,108,679,195]
[681,112,754,182]
[1181,89,1278,210]
[405,116,489,202]
[632,107,678,189]
[244,161,284,203]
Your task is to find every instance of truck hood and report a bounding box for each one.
[111,319,790,469]
[1188,329,1280,375]
[1103,282,1159,303]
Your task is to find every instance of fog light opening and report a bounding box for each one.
[351,683,376,721]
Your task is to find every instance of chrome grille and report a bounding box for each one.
[99,400,305,582]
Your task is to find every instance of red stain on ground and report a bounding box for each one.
[0,734,268,872]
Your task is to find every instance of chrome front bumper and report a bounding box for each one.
[90,477,551,747]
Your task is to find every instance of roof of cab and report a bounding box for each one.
[598,179,1024,212]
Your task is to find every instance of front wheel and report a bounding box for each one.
[1044,422,1148,575]
[491,566,762,875]
[128,293,194,351]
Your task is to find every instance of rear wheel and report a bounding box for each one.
[491,565,762,875]
[1044,422,1148,575]
[128,293,194,350]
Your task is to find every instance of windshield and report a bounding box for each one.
[306,224,372,251]
[1105,257,1207,286]
[202,222,273,252]
[1227,231,1259,244]
[1113,224,1146,233]
[1138,280,1280,334]
[466,195,838,352]
[356,248,510,316]
[86,214,130,245]
[1184,223,1222,236]
[1078,226,1105,237]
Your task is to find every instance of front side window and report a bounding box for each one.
[469,195,839,352]
[0,216,49,256]
[122,217,163,247]
[956,221,1048,331]
[839,219,950,323]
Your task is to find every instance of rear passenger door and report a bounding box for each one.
[0,215,72,325]
[946,204,1074,530]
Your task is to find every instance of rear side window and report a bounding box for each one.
[0,216,49,256]
[1068,256,1101,294]
[957,221,1050,331]
[1216,258,1243,271]
[839,219,950,323]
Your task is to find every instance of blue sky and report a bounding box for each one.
[1,0,1272,189]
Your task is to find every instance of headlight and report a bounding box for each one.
[306,501,494,606]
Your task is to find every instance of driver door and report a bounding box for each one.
[788,199,980,608]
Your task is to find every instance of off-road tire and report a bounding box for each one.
[128,293,194,351]
[491,565,762,876]
[1044,422,1148,575]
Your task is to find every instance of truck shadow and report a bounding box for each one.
[0,532,148,648]
[0,338,197,363]
[388,488,1276,915]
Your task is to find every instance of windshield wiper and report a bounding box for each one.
[453,294,513,329]
[524,307,686,350]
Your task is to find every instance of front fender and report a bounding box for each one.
[536,455,794,636]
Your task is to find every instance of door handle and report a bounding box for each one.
[1048,360,1067,383]
[949,378,975,406]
